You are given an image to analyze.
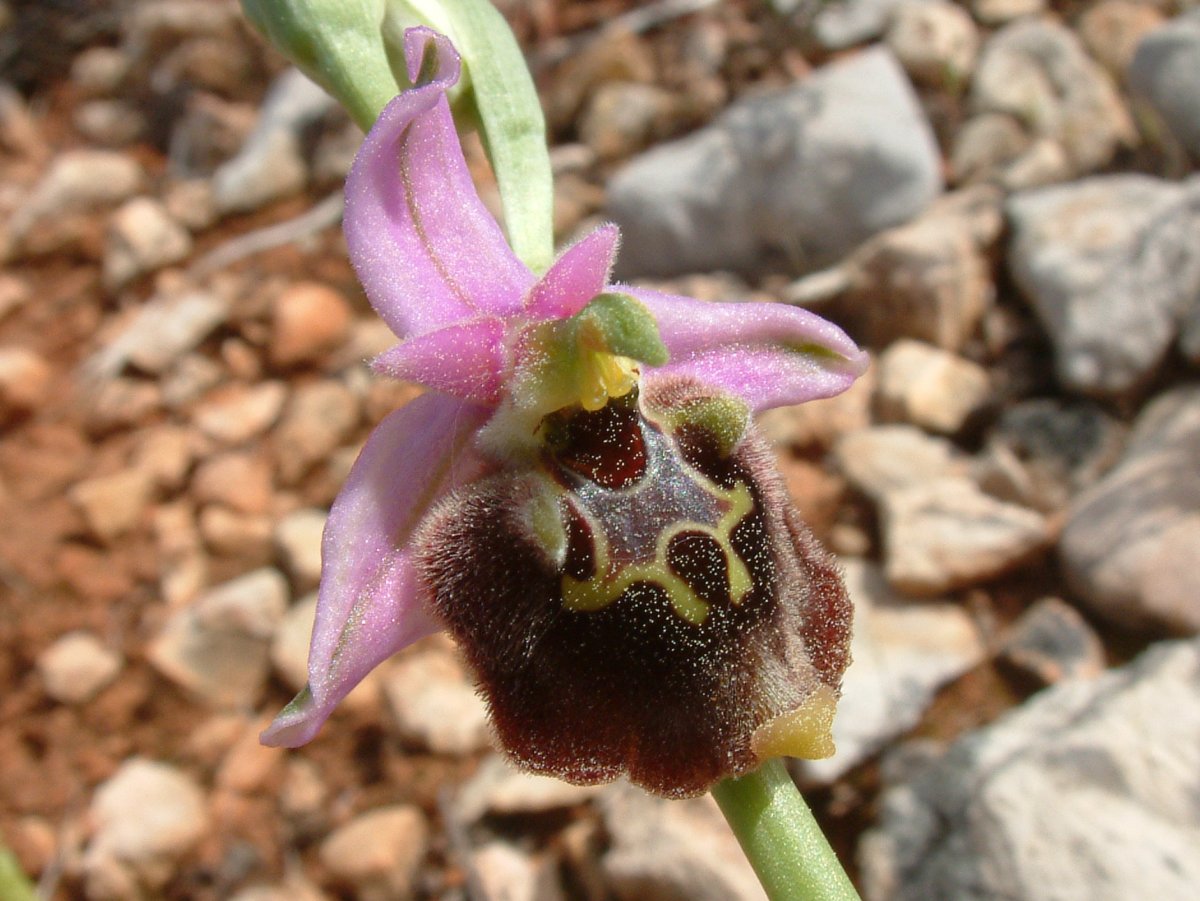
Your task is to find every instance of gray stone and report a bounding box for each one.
[103,197,193,290]
[383,644,492,755]
[37,631,123,704]
[833,425,966,501]
[192,381,288,446]
[970,19,1133,179]
[599,781,766,901]
[273,380,360,484]
[319,806,428,901]
[457,754,602,824]
[814,185,1002,351]
[274,507,326,590]
[148,570,288,708]
[609,47,941,279]
[1128,10,1200,160]
[876,340,992,435]
[971,0,1044,25]
[86,289,228,377]
[6,150,144,258]
[1007,175,1200,397]
[860,637,1200,901]
[811,0,907,51]
[1078,0,1165,77]
[976,398,1126,512]
[999,596,1106,686]
[800,559,985,784]
[1061,385,1200,634]
[83,759,209,899]
[883,477,1050,596]
[470,842,565,901]
[885,0,980,87]
[950,113,1032,186]
[74,99,146,148]
[212,68,334,215]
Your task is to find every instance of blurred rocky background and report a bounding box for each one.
[1,0,1198,898]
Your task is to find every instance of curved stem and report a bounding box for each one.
[712,760,861,901]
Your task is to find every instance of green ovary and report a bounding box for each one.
[561,481,754,625]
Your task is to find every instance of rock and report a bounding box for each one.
[133,425,196,493]
[71,46,130,97]
[148,570,288,708]
[810,0,906,50]
[599,781,766,901]
[815,185,1002,351]
[883,477,1050,596]
[215,718,281,794]
[319,805,428,901]
[162,353,224,408]
[7,150,143,257]
[274,508,325,589]
[471,842,565,901]
[876,340,991,435]
[74,98,146,148]
[1061,385,1200,634]
[86,289,228,377]
[273,379,360,483]
[383,644,491,755]
[162,178,218,232]
[969,19,1133,180]
[1128,10,1200,160]
[970,0,1044,25]
[950,113,1033,187]
[192,381,288,445]
[279,757,329,833]
[799,559,986,784]
[83,759,209,899]
[199,506,273,560]
[885,0,980,88]
[999,596,1106,686]
[79,377,163,434]
[1078,0,1165,77]
[579,82,681,161]
[0,273,31,321]
[68,468,155,542]
[212,68,335,215]
[859,637,1200,901]
[1007,175,1200,398]
[833,425,966,501]
[269,282,352,367]
[228,874,329,901]
[756,362,875,450]
[37,631,123,704]
[103,197,193,290]
[975,398,1125,512]
[457,754,603,824]
[0,346,51,419]
[609,47,941,279]
[190,450,273,516]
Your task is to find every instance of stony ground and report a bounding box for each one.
[1,0,1199,899]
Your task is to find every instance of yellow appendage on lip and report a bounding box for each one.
[750,683,838,761]
[578,347,638,412]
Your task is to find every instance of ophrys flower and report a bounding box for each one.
[262,27,868,797]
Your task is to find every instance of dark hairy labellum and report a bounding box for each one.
[417,377,852,797]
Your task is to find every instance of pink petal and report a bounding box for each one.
[372,316,509,404]
[343,27,534,339]
[261,392,490,747]
[627,287,869,411]
[525,224,620,319]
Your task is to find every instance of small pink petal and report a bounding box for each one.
[627,287,869,411]
[372,316,508,404]
[525,224,620,319]
[344,28,534,340]
[261,392,490,748]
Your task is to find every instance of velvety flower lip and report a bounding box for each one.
[261,26,867,751]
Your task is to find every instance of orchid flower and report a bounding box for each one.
[262,27,868,798]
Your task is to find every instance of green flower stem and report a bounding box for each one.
[0,843,37,901]
[431,0,554,272]
[712,759,861,901]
